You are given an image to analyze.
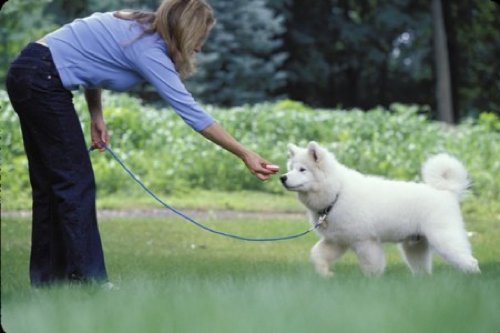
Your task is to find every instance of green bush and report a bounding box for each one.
[1,90,499,206]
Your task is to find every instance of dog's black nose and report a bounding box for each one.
[280,175,287,184]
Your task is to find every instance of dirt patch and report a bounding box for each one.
[2,209,305,221]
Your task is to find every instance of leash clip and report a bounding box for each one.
[314,193,340,230]
[316,214,328,228]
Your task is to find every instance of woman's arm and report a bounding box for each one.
[85,88,109,151]
[133,49,278,180]
[200,122,278,180]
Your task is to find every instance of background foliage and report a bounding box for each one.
[185,0,288,106]
[1,0,499,119]
[1,91,499,210]
[1,0,498,209]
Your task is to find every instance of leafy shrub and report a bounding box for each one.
[1,90,499,207]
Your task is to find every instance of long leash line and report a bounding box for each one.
[90,146,320,241]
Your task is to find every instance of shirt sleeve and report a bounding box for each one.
[133,47,215,131]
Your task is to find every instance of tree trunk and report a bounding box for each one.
[432,0,455,123]
[442,0,461,121]
[378,55,389,107]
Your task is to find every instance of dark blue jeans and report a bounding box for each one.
[6,43,107,285]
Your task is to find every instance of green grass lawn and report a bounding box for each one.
[2,194,500,333]
[96,189,304,213]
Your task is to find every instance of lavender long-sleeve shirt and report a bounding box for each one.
[45,12,214,131]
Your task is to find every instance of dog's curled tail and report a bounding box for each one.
[422,153,469,198]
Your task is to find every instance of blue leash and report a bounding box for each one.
[90,146,319,242]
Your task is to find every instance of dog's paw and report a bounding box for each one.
[465,258,481,274]
[321,271,334,278]
[315,267,334,278]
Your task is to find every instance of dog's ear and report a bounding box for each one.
[307,141,323,163]
[287,143,298,158]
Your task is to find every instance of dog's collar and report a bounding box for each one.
[317,193,340,218]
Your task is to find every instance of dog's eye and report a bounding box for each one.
[299,168,306,172]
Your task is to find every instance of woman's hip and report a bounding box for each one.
[6,42,71,107]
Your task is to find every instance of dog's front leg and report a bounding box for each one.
[352,240,386,276]
[310,239,347,277]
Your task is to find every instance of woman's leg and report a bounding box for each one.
[6,43,108,285]
[17,115,67,284]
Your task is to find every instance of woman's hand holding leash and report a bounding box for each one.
[85,88,109,152]
[91,116,109,152]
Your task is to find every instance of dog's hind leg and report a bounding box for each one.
[426,227,480,273]
[352,240,386,276]
[399,237,432,274]
[310,239,347,277]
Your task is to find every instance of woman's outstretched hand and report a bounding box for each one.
[199,122,280,181]
[241,150,279,181]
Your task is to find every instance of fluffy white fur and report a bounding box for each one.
[280,142,480,277]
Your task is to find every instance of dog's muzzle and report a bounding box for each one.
[280,175,288,185]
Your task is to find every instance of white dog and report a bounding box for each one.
[280,142,480,277]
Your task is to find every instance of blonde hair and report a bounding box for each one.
[115,0,216,79]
